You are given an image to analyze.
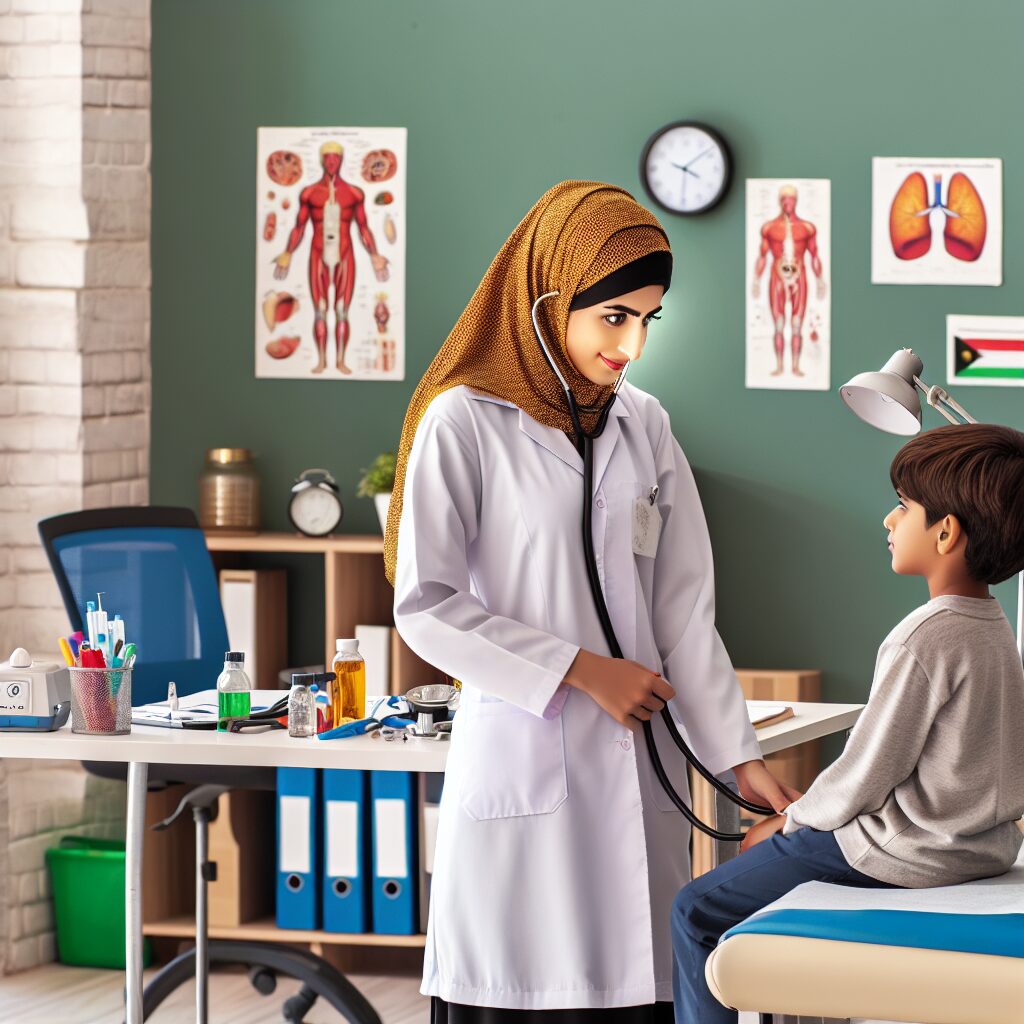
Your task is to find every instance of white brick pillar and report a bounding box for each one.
[0,0,151,974]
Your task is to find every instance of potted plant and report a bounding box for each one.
[357,452,397,533]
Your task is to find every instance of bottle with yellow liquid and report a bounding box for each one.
[331,638,366,724]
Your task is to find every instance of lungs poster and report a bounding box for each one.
[745,178,831,391]
[255,126,406,380]
[872,158,1002,286]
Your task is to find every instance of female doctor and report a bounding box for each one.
[386,182,799,1023]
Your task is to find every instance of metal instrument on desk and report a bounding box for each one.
[0,647,71,732]
[404,683,459,737]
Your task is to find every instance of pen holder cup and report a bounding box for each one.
[68,667,132,735]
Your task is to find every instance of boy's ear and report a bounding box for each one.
[935,514,964,556]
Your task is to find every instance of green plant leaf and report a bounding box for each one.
[356,451,397,497]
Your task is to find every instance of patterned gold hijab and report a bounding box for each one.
[384,180,671,585]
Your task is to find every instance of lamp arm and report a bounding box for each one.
[912,376,978,426]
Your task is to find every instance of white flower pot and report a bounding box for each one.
[374,492,392,534]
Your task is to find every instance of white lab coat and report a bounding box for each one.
[393,382,761,1010]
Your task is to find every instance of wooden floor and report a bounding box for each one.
[0,962,430,1023]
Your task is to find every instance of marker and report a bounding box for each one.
[58,638,75,668]
[67,636,80,660]
[95,593,109,656]
[85,601,98,649]
[111,614,125,653]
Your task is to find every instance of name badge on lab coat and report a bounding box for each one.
[632,493,662,558]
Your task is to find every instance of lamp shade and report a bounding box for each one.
[839,349,924,435]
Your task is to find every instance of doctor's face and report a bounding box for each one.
[564,284,664,386]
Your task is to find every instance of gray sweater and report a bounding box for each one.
[783,595,1024,888]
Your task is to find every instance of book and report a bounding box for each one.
[747,703,794,729]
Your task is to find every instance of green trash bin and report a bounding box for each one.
[45,836,153,969]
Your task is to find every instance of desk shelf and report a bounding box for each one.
[205,532,384,555]
[205,530,442,693]
[143,916,426,948]
[143,786,428,964]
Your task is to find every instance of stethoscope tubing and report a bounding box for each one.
[531,292,774,841]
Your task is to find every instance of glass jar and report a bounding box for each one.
[288,673,317,738]
[199,448,260,532]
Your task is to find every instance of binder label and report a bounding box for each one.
[374,798,409,877]
[279,795,311,873]
[326,800,359,879]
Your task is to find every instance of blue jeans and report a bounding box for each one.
[671,828,900,1024]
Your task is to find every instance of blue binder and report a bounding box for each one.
[322,769,369,933]
[276,767,321,930]
[370,770,417,934]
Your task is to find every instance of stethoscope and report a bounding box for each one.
[530,291,774,842]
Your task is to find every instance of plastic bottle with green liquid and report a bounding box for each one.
[216,651,251,731]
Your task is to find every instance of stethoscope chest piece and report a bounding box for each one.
[404,683,459,737]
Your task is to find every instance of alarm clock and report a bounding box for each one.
[639,121,733,216]
[288,468,344,537]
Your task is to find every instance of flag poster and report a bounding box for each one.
[947,315,1024,387]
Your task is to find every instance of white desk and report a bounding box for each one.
[748,700,863,755]
[0,694,861,1024]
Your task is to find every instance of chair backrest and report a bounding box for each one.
[38,507,229,706]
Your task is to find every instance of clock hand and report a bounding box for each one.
[671,162,702,179]
[683,145,715,170]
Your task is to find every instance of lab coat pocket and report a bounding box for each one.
[459,703,568,820]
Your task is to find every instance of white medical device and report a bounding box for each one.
[0,647,71,731]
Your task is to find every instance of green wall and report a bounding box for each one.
[151,0,1023,737]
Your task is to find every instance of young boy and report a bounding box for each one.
[671,423,1024,1024]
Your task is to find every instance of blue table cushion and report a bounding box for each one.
[723,909,1024,959]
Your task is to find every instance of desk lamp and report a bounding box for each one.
[839,348,1023,664]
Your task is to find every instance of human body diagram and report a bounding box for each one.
[751,186,826,377]
[273,142,390,374]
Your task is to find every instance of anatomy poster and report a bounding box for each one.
[255,126,406,380]
[745,179,831,391]
[947,315,1024,388]
[872,158,1002,286]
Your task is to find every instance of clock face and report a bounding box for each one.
[640,122,732,216]
[289,485,343,536]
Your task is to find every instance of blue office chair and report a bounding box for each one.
[38,506,228,706]
[38,507,381,1024]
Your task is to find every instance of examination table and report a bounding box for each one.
[706,846,1024,1024]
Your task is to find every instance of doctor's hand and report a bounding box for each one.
[563,649,675,732]
[732,759,803,815]
[739,813,786,854]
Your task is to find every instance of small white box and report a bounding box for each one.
[355,624,391,695]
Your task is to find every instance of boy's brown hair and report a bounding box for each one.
[890,423,1024,584]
